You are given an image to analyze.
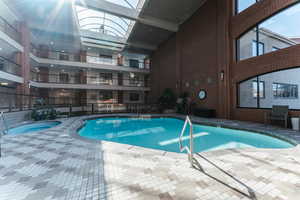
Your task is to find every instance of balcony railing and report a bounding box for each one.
[0,56,22,76]
[31,72,150,87]
[86,55,150,69]
[30,45,150,70]
[0,92,156,114]
[0,16,21,43]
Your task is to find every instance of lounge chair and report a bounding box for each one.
[265,105,289,128]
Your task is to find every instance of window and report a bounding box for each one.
[0,58,4,71]
[59,73,69,83]
[130,93,139,101]
[100,54,113,64]
[90,94,97,100]
[252,81,265,98]
[236,0,258,14]
[237,2,300,61]
[273,83,298,99]
[129,73,140,86]
[238,67,300,109]
[252,41,264,56]
[99,91,113,101]
[129,59,139,68]
[99,73,113,85]
[272,47,280,51]
[59,53,69,61]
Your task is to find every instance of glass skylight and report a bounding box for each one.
[76,5,134,38]
[105,0,140,9]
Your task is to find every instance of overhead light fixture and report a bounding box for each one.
[0,83,8,86]
[50,41,54,45]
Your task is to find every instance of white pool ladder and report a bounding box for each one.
[179,115,194,166]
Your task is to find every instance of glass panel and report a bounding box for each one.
[237,28,257,61]
[238,77,258,108]
[239,68,300,109]
[76,5,133,38]
[237,0,257,13]
[237,2,300,60]
[105,0,140,9]
[252,80,265,98]
[129,93,140,101]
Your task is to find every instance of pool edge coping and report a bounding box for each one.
[69,114,300,150]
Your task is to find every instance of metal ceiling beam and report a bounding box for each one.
[75,0,178,32]
[80,30,157,51]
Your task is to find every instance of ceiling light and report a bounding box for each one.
[0,83,8,86]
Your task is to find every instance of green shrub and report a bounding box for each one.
[31,107,58,121]
[157,88,177,112]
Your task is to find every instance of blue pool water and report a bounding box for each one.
[78,117,294,153]
[7,121,61,135]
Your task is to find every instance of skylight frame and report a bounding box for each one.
[74,0,146,50]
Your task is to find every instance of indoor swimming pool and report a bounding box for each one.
[78,117,294,153]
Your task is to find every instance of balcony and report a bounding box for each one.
[0,55,23,83]
[30,45,150,73]
[0,16,23,52]
[30,72,150,91]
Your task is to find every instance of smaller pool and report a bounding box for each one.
[7,121,61,135]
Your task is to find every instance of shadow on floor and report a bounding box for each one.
[192,153,257,200]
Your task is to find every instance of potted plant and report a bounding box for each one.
[176,92,190,114]
[157,88,177,113]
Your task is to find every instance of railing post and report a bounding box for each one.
[69,104,72,117]
[92,103,94,114]
[189,121,194,167]
[9,100,12,112]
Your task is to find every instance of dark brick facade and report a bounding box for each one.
[150,0,300,122]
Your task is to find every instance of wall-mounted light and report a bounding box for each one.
[220,70,225,81]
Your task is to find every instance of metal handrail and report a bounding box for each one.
[179,115,194,166]
[0,111,8,158]
[0,111,8,135]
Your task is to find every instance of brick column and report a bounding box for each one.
[19,21,31,95]
[16,22,31,109]
[80,50,87,62]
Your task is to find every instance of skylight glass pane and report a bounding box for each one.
[105,0,140,9]
[76,5,133,38]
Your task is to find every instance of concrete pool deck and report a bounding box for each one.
[0,114,300,200]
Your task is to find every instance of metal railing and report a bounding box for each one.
[0,56,22,76]
[0,111,8,134]
[0,16,21,43]
[30,72,149,87]
[0,111,8,158]
[30,45,150,70]
[0,91,156,114]
[179,115,194,166]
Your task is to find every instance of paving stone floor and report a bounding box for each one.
[0,114,300,200]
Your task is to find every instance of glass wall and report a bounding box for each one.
[237,2,300,61]
[236,0,258,13]
[238,68,300,109]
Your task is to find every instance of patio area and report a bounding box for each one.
[0,115,300,200]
